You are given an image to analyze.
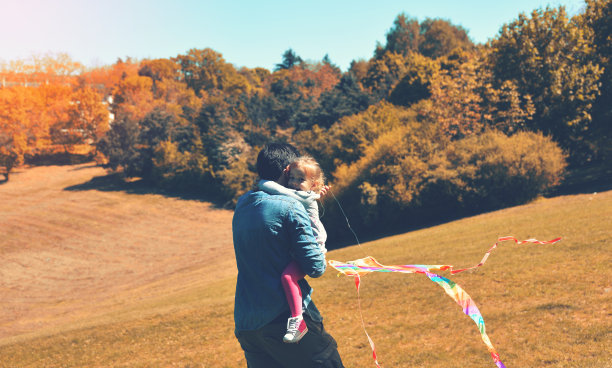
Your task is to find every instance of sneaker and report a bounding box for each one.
[283,315,308,343]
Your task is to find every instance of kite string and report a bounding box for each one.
[329,189,363,249]
[328,189,383,365]
[326,188,558,367]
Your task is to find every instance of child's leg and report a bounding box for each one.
[281,260,306,317]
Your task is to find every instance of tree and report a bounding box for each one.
[418,18,474,59]
[375,14,474,59]
[0,87,42,175]
[275,49,304,71]
[579,0,612,161]
[323,101,417,169]
[363,51,409,100]
[112,74,156,122]
[97,118,141,176]
[138,58,180,82]
[418,58,485,140]
[311,74,374,128]
[97,107,179,179]
[174,48,249,97]
[347,59,369,88]
[322,54,342,75]
[266,70,314,130]
[488,6,602,162]
[52,86,110,150]
[388,53,440,106]
[375,13,421,58]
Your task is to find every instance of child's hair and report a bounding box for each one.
[289,156,325,193]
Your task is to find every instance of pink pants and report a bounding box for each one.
[281,260,306,317]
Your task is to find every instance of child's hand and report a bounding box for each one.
[319,185,330,197]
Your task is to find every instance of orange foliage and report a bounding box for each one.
[280,63,341,99]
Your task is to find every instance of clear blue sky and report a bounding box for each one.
[0,0,586,72]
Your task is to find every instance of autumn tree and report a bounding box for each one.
[112,73,156,122]
[311,74,374,128]
[50,86,110,152]
[174,48,249,97]
[0,87,30,180]
[418,18,474,59]
[363,51,409,99]
[579,0,612,161]
[488,6,602,162]
[388,53,440,106]
[376,13,474,59]
[375,13,421,58]
[417,57,485,140]
[347,59,369,87]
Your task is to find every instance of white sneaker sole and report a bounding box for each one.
[283,327,308,343]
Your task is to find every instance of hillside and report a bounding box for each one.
[0,164,236,344]
[0,164,610,367]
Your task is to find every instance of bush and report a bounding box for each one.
[324,129,566,243]
[444,130,567,209]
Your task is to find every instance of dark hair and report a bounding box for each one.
[256,143,301,180]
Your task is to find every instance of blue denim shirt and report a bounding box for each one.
[232,190,327,332]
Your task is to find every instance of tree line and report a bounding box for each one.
[1,1,610,242]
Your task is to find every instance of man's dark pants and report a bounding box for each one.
[235,304,344,368]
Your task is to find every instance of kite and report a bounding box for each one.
[328,236,562,367]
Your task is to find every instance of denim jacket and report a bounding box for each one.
[232,190,327,332]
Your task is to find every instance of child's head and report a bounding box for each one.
[287,156,325,193]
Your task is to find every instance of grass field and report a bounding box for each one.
[0,163,610,367]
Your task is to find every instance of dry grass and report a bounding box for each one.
[0,164,610,367]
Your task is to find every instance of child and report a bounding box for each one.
[258,156,327,343]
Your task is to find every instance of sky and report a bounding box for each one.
[0,0,587,72]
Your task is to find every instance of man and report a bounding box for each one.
[232,143,344,368]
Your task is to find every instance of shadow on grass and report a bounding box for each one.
[63,170,227,209]
[549,162,612,196]
[70,163,100,171]
[534,303,574,311]
[26,152,94,166]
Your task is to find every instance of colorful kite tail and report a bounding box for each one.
[354,275,382,368]
[425,271,505,367]
[449,236,562,275]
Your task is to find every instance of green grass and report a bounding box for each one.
[1,188,611,367]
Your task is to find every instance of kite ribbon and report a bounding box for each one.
[328,236,561,367]
[354,275,381,368]
[448,236,562,275]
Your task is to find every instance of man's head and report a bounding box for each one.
[256,143,300,181]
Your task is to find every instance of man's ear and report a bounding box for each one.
[276,165,291,185]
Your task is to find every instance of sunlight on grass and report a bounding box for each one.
[1,189,610,367]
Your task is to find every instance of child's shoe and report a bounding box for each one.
[283,315,308,343]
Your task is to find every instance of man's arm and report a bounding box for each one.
[285,201,326,278]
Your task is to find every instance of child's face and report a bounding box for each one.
[287,166,313,191]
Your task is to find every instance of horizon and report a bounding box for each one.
[0,0,586,72]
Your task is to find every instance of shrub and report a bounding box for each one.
[443,130,567,209]
[324,129,566,242]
